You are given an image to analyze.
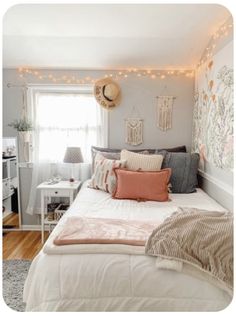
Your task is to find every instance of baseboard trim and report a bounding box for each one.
[198,169,233,196]
[21,225,50,231]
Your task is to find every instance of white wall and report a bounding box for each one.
[3,69,194,225]
[3,69,194,149]
[109,75,194,150]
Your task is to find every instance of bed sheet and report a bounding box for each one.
[23,182,231,311]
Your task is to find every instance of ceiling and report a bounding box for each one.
[3,4,231,69]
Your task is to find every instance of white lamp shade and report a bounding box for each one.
[63,147,84,163]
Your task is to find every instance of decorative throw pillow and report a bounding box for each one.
[156,145,187,153]
[160,151,200,193]
[91,145,186,164]
[89,153,126,194]
[91,151,121,173]
[120,149,163,171]
[91,146,149,172]
[113,168,171,202]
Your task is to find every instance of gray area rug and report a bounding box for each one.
[3,259,32,312]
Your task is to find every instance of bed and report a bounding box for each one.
[23,181,231,311]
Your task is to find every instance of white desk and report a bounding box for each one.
[37,181,81,243]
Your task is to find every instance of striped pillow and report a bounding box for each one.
[121,149,163,171]
[89,153,126,193]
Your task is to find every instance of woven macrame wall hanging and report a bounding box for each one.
[125,118,143,146]
[156,96,176,131]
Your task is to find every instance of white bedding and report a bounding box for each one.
[23,182,231,311]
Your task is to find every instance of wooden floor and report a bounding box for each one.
[3,231,49,260]
[3,213,19,227]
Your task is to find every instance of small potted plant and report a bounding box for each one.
[8,117,33,142]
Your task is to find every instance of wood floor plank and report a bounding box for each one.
[3,231,49,260]
[3,213,19,227]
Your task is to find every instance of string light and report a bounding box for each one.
[17,67,196,83]
[18,20,232,84]
[197,17,233,68]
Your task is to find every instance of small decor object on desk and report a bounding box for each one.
[156,96,175,131]
[63,147,84,182]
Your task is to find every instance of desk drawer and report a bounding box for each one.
[43,189,71,197]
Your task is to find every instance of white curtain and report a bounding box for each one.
[26,85,108,215]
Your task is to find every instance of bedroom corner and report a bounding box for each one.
[1,2,234,313]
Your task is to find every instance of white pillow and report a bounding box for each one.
[89,153,126,194]
[120,149,163,171]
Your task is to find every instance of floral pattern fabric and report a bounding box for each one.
[192,59,233,170]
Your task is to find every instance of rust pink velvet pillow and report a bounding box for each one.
[112,168,171,202]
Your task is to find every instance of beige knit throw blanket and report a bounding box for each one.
[145,208,233,294]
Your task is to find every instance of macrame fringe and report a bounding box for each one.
[157,96,175,131]
[125,118,143,146]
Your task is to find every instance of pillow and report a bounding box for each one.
[91,146,149,172]
[91,145,186,160]
[89,153,126,193]
[112,168,171,202]
[160,151,200,193]
[91,146,186,172]
[121,149,163,171]
[156,145,186,153]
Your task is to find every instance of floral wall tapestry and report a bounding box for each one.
[192,41,233,170]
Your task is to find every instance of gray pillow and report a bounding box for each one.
[160,151,200,193]
[156,145,186,153]
[91,145,187,166]
[91,146,151,171]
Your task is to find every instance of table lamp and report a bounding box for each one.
[63,147,84,182]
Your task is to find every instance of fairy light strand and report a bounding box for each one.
[197,17,233,68]
[16,18,232,82]
[17,67,195,84]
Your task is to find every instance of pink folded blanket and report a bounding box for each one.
[53,217,159,246]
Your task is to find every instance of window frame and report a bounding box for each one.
[26,84,109,162]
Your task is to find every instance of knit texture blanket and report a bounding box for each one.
[145,208,233,293]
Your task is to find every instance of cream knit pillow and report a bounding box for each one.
[121,149,163,171]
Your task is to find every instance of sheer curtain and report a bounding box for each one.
[26,85,108,215]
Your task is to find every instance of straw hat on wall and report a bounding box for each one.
[94,78,121,109]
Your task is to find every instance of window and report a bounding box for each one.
[29,86,108,162]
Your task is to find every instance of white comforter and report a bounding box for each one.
[23,183,231,311]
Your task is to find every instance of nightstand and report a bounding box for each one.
[37,181,82,243]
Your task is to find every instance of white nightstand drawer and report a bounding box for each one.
[43,189,71,197]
